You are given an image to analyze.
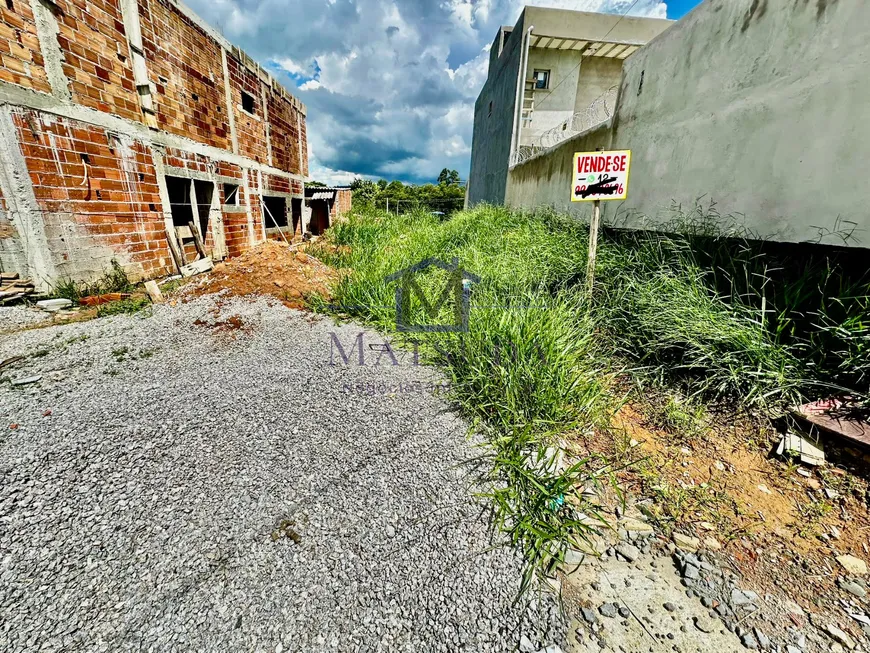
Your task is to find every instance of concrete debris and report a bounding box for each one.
[145,280,164,304]
[703,537,722,551]
[615,543,640,562]
[837,555,868,576]
[11,375,41,386]
[35,298,72,312]
[731,589,759,607]
[757,484,773,495]
[777,431,826,466]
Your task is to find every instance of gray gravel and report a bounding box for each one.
[0,295,564,652]
[0,305,49,333]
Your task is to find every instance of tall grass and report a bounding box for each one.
[312,203,869,587]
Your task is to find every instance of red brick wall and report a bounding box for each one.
[137,0,229,149]
[218,163,248,258]
[267,87,304,176]
[13,109,173,281]
[0,2,51,93]
[226,53,267,164]
[332,189,352,221]
[55,0,141,122]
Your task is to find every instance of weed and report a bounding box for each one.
[96,297,150,318]
[318,204,869,591]
[112,346,130,362]
[30,349,50,359]
[794,498,833,538]
[65,334,89,345]
[50,260,134,303]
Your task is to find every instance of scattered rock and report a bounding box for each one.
[581,608,598,624]
[598,603,618,619]
[754,628,770,649]
[731,589,759,607]
[826,625,856,650]
[519,635,535,652]
[683,565,700,581]
[693,616,716,633]
[673,533,700,552]
[663,602,677,612]
[757,484,773,495]
[837,555,868,576]
[620,517,654,538]
[703,537,723,551]
[616,543,640,563]
[618,606,630,619]
[741,633,759,649]
[839,579,867,598]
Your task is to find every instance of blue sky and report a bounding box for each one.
[188,0,703,185]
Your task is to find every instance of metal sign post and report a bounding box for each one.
[571,148,632,298]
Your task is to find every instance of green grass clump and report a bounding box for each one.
[51,260,135,303]
[312,203,869,589]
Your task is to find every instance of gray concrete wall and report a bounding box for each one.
[612,0,870,247]
[573,57,623,113]
[467,13,526,206]
[522,48,582,146]
[502,0,870,249]
[505,121,613,223]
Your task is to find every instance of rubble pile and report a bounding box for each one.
[0,274,35,305]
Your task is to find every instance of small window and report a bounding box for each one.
[488,100,493,117]
[241,91,255,114]
[533,69,550,90]
[223,183,239,206]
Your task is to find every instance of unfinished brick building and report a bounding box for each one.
[0,0,308,291]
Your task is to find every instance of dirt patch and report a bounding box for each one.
[591,401,870,639]
[187,241,338,309]
[193,314,251,336]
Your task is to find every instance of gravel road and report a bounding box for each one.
[0,294,564,652]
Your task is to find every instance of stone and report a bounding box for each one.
[683,564,700,581]
[616,544,640,563]
[839,579,867,598]
[673,533,700,552]
[36,298,73,312]
[731,589,759,607]
[620,517,654,538]
[837,555,868,576]
[618,606,630,619]
[598,603,618,619]
[519,635,535,652]
[826,625,856,650]
[581,608,598,624]
[663,602,677,612]
[786,647,801,653]
[703,537,723,551]
[693,616,716,634]
[741,633,759,650]
[754,628,770,649]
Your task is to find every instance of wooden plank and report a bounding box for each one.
[187,221,207,260]
[180,257,213,278]
[793,400,870,449]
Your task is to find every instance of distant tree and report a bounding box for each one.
[306,180,327,187]
[350,178,377,205]
[437,168,461,186]
[377,179,388,190]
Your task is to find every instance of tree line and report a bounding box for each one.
[346,169,466,215]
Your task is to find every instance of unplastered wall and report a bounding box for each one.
[7,108,173,285]
[611,0,870,247]
[55,0,141,122]
[0,1,52,94]
[137,0,230,149]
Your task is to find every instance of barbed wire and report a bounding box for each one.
[511,86,617,166]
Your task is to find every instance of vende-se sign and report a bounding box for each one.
[571,150,631,202]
